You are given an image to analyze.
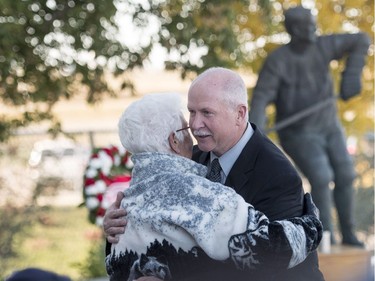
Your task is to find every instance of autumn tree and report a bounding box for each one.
[145,0,373,136]
[0,0,373,141]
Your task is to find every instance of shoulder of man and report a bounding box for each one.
[244,125,300,176]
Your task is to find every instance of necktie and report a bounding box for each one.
[206,158,222,183]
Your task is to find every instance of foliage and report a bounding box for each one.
[32,176,66,203]
[314,0,374,138]
[74,239,107,279]
[247,1,374,137]
[130,0,275,78]
[0,0,151,141]
[0,205,102,281]
[0,204,36,278]
[132,0,373,138]
[0,0,373,141]
[0,205,35,276]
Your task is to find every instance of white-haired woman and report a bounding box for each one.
[105,93,322,281]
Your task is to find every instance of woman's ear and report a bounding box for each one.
[168,132,180,154]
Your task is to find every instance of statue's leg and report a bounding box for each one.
[326,128,363,247]
[280,133,334,238]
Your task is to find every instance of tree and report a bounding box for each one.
[0,0,373,141]
[147,0,373,137]
[0,0,153,141]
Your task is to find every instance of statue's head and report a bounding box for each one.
[284,6,317,43]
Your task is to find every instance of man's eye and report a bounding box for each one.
[203,111,212,116]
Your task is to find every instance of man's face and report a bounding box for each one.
[187,80,240,157]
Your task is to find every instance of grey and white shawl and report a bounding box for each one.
[106,152,321,280]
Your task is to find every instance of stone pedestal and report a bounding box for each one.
[318,245,373,281]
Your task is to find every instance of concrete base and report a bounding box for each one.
[318,245,373,281]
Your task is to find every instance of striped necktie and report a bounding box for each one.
[206,158,222,183]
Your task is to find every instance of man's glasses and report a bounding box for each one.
[176,126,190,132]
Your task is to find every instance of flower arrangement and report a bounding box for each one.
[82,144,133,226]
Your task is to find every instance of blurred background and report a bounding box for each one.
[0,0,373,280]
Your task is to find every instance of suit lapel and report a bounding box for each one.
[225,125,263,200]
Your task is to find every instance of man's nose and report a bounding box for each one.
[190,115,204,130]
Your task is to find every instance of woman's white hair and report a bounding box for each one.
[118,92,186,154]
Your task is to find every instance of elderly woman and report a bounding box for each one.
[105,93,322,281]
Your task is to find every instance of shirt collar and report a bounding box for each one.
[210,123,254,180]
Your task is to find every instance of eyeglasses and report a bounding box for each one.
[176,126,190,132]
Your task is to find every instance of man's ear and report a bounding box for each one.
[236,105,247,124]
[168,132,180,154]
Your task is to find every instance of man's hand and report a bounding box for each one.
[103,191,127,243]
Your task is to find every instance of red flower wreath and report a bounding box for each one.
[82,144,133,226]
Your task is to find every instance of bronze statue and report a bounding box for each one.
[249,6,370,246]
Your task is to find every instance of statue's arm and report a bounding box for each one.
[328,33,371,100]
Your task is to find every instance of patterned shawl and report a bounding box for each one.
[106,152,322,281]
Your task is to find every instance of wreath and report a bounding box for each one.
[82,144,133,226]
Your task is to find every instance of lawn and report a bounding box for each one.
[1,205,106,281]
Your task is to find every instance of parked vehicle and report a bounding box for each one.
[28,138,90,189]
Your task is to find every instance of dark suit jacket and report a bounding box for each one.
[190,123,325,281]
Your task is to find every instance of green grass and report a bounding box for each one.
[1,206,105,281]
